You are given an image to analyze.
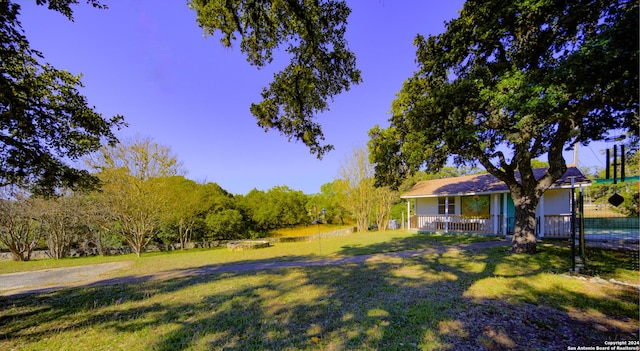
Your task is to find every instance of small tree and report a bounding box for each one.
[240,186,309,233]
[265,186,309,228]
[78,191,122,255]
[206,209,245,240]
[160,176,206,248]
[87,137,184,257]
[336,146,375,232]
[372,186,397,232]
[316,181,349,225]
[36,192,88,259]
[0,188,41,261]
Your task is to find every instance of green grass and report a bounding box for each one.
[583,250,640,284]
[0,230,496,276]
[1,232,638,350]
[270,223,354,237]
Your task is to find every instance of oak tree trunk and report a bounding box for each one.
[511,195,539,254]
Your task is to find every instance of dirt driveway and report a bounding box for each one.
[0,261,133,295]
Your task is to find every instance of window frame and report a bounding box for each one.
[437,196,456,215]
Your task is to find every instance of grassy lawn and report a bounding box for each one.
[0,232,638,350]
[270,223,354,237]
[0,230,497,276]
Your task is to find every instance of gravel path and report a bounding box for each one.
[0,240,510,296]
[0,261,134,295]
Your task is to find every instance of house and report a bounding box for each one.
[401,167,591,238]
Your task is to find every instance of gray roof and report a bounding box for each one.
[401,167,591,198]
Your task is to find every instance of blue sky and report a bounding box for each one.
[18,1,609,194]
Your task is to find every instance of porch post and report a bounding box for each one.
[492,194,499,235]
[444,197,449,233]
[539,194,545,238]
[502,193,508,236]
[407,200,411,230]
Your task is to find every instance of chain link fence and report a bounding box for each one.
[576,193,639,277]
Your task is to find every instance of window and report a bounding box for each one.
[438,197,455,215]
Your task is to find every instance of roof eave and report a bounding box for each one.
[400,190,510,199]
[400,182,592,199]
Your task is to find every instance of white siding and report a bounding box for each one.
[416,198,438,215]
[413,189,571,217]
[541,189,571,215]
[416,197,460,215]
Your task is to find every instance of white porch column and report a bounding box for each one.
[444,197,449,233]
[502,193,508,236]
[407,200,411,230]
[492,194,499,235]
[539,194,545,238]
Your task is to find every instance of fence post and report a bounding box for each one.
[570,177,576,272]
[579,188,585,261]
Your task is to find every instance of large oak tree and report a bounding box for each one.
[0,1,124,196]
[189,0,361,158]
[369,0,638,253]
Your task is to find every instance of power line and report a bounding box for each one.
[587,145,604,167]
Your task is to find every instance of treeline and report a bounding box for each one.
[0,138,497,261]
[0,179,349,261]
[0,139,395,261]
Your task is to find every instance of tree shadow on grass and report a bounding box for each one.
[339,232,503,257]
[0,242,638,350]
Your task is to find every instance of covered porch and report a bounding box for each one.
[408,213,573,238]
[400,167,590,239]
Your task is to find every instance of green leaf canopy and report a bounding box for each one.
[0,1,124,196]
[369,0,638,253]
[190,0,362,158]
[371,0,638,187]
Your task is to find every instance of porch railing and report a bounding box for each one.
[410,214,573,237]
[542,215,572,238]
[410,215,498,234]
